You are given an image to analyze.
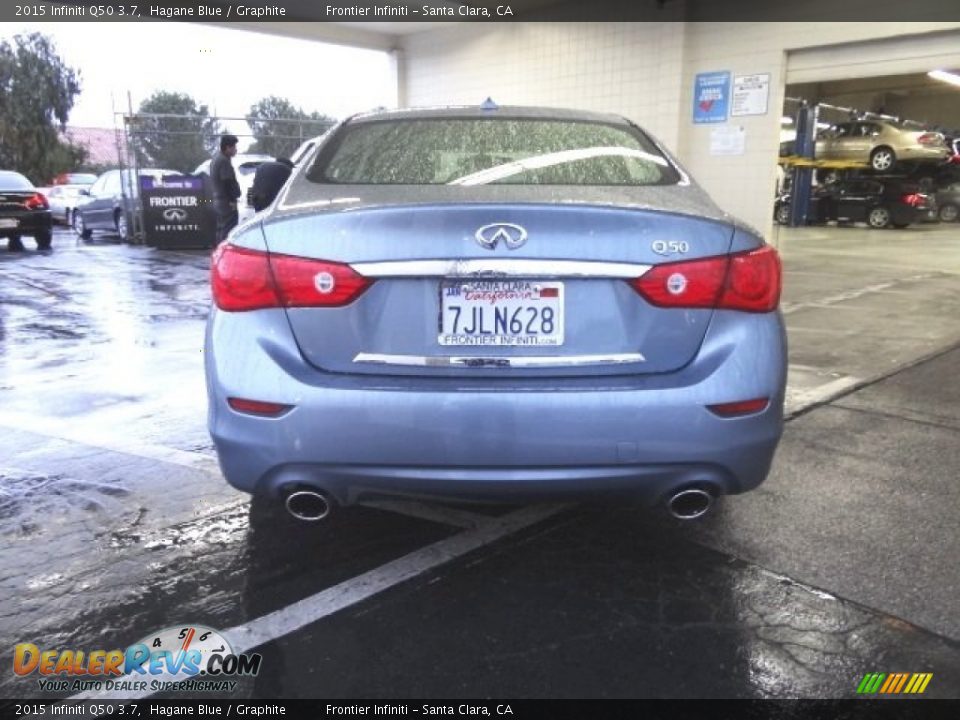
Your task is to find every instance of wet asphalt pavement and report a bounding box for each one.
[1,226,959,700]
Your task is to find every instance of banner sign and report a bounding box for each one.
[140,175,214,249]
[693,71,731,124]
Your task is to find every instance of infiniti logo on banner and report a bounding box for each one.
[162,208,188,223]
[475,223,528,250]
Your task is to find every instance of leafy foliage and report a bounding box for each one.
[0,33,87,184]
[247,96,335,159]
[128,91,222,172]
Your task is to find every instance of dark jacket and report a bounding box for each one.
[210,152,241,202]
[250,161,293,211]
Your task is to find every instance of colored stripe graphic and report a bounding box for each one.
[905,673,933,694]
[857,673,886,694]
[858,672,932,694]
[893,673,909,693]
[879,674,898,693]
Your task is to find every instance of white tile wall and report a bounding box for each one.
[401,22,687,149]
[401,19,960,239]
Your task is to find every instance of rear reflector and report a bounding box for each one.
[211,244,373,312]
[707,398,770,417]
[227,397,292,416]
[630,245,781,312]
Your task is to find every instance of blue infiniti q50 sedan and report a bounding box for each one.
[205,105,786,522]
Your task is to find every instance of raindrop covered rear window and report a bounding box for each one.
[308,118,680,186]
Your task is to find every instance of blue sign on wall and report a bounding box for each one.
[693,71,731,124]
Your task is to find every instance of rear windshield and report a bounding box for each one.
[308,118,680,186]
[0,172,34,191]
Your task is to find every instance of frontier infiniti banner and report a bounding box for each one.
[140,175,214,249]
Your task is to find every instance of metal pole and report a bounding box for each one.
[789,103,817,228]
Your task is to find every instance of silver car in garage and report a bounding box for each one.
[205,106,786,522]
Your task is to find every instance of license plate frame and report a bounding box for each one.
[0,218,19,229]
[438,280,565,347]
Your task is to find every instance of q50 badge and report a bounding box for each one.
[652,240,690,256]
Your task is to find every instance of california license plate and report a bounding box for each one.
[439,280,564,346]
[0,218,18,229]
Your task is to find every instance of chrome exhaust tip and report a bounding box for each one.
[667,488,713,520]
[284,489,333,522]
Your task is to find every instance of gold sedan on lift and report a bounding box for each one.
[816,120,949,172]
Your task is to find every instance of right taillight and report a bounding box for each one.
[211,244,373,312]
[630,245,781,313]
[24,193,48,210]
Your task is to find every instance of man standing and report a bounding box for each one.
[210,134,241,243]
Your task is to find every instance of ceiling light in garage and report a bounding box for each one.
[928,70,960,87]
[781,116,793,124]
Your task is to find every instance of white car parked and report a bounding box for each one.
[45,184,88,226]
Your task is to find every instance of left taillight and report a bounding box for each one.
[901,193,924,208]
[210,244,373,312]
[917,132,942,146]
[24,193,48,210]
[630,245,781,313]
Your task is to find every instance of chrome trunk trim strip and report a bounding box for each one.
[353,352,646,368]
[349,259,652,279]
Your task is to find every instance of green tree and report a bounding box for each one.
[247,96,335,158]
[0,32,86,184]
[128,91,222,172]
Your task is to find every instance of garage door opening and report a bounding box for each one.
[771,34,960,408]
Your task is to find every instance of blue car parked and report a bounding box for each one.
[205,105,786,522]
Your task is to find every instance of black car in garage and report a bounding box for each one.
[775,179,931,229]
[0,170,53,250]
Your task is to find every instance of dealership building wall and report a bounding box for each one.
[399,16,960,238]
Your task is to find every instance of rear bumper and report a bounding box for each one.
[205,309,787,506]
[898,147,950,162]
[0,211,51,238]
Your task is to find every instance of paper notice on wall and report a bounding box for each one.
[731,73,770,117]
[710,126,745,156]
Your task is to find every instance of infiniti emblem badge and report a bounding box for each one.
[162,208,188,222]
[475,223,528,250]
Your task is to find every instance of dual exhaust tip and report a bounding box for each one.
[284,489,334,522]
[281,487,713,523]
[667,488,714,520]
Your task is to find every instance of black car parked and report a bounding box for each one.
[775,179,931,229]
[0,170,53,251]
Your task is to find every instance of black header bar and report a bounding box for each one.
[2,699,960,720]
[5,0,960,23]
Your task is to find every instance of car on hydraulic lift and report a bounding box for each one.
[815,121,949,173]
[775,178,933,229]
